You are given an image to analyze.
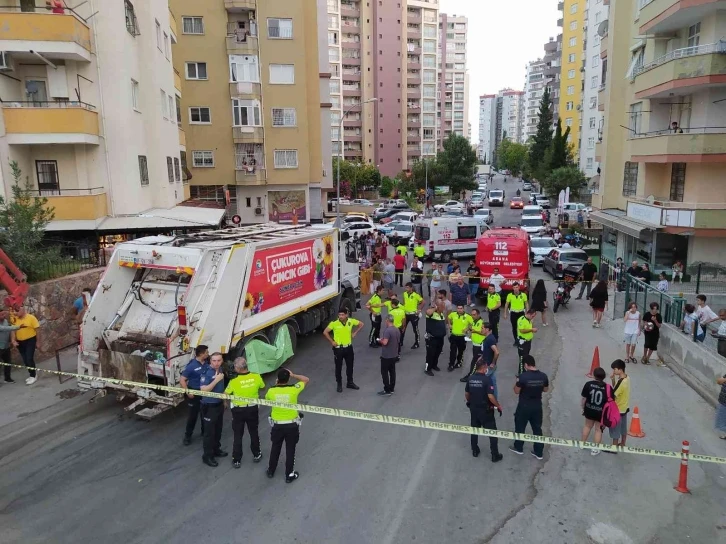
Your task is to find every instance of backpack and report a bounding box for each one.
[600,383,622,429]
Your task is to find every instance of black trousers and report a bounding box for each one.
[517,339,531,376]
[395,269,404,286]
[184,395,204,438]
[380,357,397,393]
[201,402,224,458]
[269,422,300,476]
[470,406,500,455]
[449,335,466,368]
[0,347,11,380]
[513,402,544,457]
[333,345,355,384]
[488,310,500,340]
[369,313,382,346]
[510,311,524,342]
[425,336,444,371]
[577,281,593,298]
[231,405,260,461]
[402,313,420,346]
[17,336,36,378]
[468,345,482,376]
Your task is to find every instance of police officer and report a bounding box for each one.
[323,308,364,393]
[461,309,485,382]
[505,281,529,347]
[402,282,424,349]
[509,355,549,460]
[448,304,473,371]
[413,240,426,261]
[466,360,504,462]
[410,256,424,296]
[199,352,227,467]
[265,368,309,483]
[180,344,209,445]
[384,296,407,353]
[516,308,537,376]
[485,284,501,341]
[366,285,385,347]
[225,357,265,468]
[396,242,408,257]
[424,300,447,376]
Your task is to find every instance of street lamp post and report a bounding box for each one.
[335,97,378,228]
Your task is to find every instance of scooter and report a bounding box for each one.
[552,280,573,313]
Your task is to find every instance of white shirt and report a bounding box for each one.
[561,242,572,248]
[488,273,506,293]
[696,304,718,325]
[430,269,443,288]
[624,310,640,335]
[657,279,669,292]
[717,320,726,337]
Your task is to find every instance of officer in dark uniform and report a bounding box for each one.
[466,360,503,462]
[510,355,549,460]
[199,352,228,467]
[179,344,209,445]
[424,300,447,376]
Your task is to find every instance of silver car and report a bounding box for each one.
[529,237,557,265]
[542,248,588,279]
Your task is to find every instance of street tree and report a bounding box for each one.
[379,176,394,198]
[437,133,477,197]
[542,166,585,200]
[528,86,554,179]
[497,139,528,176]
[550,118,572,171]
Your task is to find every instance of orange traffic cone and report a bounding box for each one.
[586,346,600,378]
[674,441,691,494]
[627,406,646,438]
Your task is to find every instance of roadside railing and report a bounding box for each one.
[625,274,686,326]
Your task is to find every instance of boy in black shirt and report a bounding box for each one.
[641,301,663,365]
[580,367,607,456]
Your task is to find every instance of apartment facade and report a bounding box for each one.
[0,0,191,243]
[592,0,726,272]
[478,89,524,165]
[543,34,562,128]
[172,0,332,224]
[523,58,547,141]
[558,0,586,160]
[478,94,496,163]
[437,13,468,149]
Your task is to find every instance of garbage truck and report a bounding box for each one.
[78,223,360,418]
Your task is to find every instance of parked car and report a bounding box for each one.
[529,237,558,265]
[471,198,485,210]
[380,210,418,225]
[535,195,551,209]
[522,205,543,218]
[388,221,415,246]
[522,182,533,191]
[474,208,494,225]
[520,216,545,236]
[376,207,411,223]
[529,193,540,205]
[351,199,375,206]
[562,202,591,214]
[434,200,464,213]
[341,221,376,237]
[372,206,388,220]
[542,247,589,279]
[510,196,524,209]
[329,197,351,209]
[376,221,401,236]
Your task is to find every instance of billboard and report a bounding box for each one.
[269,190,307,222]
[434,186,450,196]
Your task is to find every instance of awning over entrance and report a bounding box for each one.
[590,209,661,238]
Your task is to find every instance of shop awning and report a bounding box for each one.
[590,209,661,238]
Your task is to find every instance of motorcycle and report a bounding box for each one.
[552,280,572,313]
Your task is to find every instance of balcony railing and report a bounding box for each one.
[630,126,726,138]
[2,100,96,110]
[632,41,726,78]
[227,22,257,40]
[31,186,105,197]
[628,195,726,210]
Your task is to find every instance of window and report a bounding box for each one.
[168,96,174,122]
[565,118,573,127]
[566,101,574,111]
[595,11,602,23]
[567,85,574,95]
[192,151,215,167]
[568,53,576,63]
[594,34,600,46]
[36,160,59,195]
[163,33,169,59]
[125,0,139,36]
[588,137,595,149]
[180,151,188,183]
[174,157,181,182]
[189,107,211,124]
[272,108,297,127]
[138,155,149,185]
[592,55,599,68]
[175,95,181,124]
[590,96,597,109]
[328,14,338,28]
[670,163,686,202]
[269,64,295,84]
[267,18,293,39]
[629,102,642,134]
[569,37,576,47]
[186,62,208,80]
[569,21,577,31]
[568,69,575,79]
[182,16,204,35]
[232,99,261,126]
[622,162,638,196]
[131,79,139,110]
[587,158,594,169]
[230,55,259,83]
[589,117,596,129]
[570,3,578,13]
[167,157,174,183]
[274,150,298,169]
[160,89,167,119]
[591,75,598,88]
[328,31,338,45]
[687,22,700,49]
[458,225,477,239]
[155,20,162,50]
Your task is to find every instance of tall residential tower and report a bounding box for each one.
[437,13,468,149]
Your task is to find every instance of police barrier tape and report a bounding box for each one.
[4,362,725,465]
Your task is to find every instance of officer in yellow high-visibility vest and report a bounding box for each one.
[504,282,529,347]
[485,284,502,340]
[402,282,424,349]
[224,357,265,468]
[413,241,426,260]
[516,309,538,376]
[384,297,407,355]
[366,285,385,347]
[461,308,485,382]
[448,305,473,371]
[323,308,364,393]
[396,243,408,256]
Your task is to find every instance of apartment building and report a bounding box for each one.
[523,58,547,141]
[437,13,468,149]
[478,94,496,163]
[478,89,524,165]
[579,0,608,178]
[558,0,586,160]
[0,0,192,244]
[172,0,332,224]
[543,34,562,128]
[592,0,726,272]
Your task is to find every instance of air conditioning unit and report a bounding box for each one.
[576,104,582,110]
[0,52,12,71]
[254,207,263,216]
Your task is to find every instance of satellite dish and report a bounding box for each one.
[645,195,655,204]
[597,20,609,38]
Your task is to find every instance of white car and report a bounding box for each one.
[562,202,591,214]
[529,193,540,204]
[351,199,375,206]
[520,216,545,236]
[488,190,505,207]
[389,211,419,223]
[529,237,558,265]
[535,195,550,209]
[388,221,415,246]
[471,198,485,210]
[474,208,493,224]
[434,200,463,213]
[341,221,375,237]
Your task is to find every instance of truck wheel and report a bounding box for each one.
[284,322,298,354]
[441,251,452,263]
[339,296,354,316]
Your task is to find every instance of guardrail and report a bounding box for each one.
[632,41,726,78]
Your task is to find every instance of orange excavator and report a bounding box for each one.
[0,248,28,310]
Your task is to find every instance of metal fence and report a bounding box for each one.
[680,263,726,295]
[624,274,686,327]
[27,245,107,283]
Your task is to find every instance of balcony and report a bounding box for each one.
[341,56,361,66]
[629,127,726,163]
[343,118,362,127]
[341,71,361,81]
[179,127,186,148]
[0,7,91,62]
[227,24,258,54]
[341,40,361,50]
[232,126,264,143]
[407,118,421,127]
[174,69,182,92]
[639,0,723,35]
[408,29,422,39]
[341,21,360,34]
[2,102,99,145]
[407,61,422,70]
[229,81,262,99]
[407,12,422,24]
[342,87,361,97]
[557,17,563,27]
[407,146,421,156]
[39,187,108,221]
[340,5,360,17]
[558,1,564,9]
[626,197,726,229]
[633,42,726,99]
[343,134,362,142]
[235,161,266,185]
[342,102,361,112]
[225,0,256,10]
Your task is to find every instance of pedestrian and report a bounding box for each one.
[396,241,408,257]
[589,280,609,328]
[575,257,598,300]
[657,272,668,292]
[681,303,705,342]
[381,236,389,260]
[199,352,227,467]
[623,302,641,364]
[696,294,719,331]
[608,359,631,450]
[72,287,93,323]
[461,308,486,382]
[385,296,407,352]
[516,309,537,376]
[371,257,383,295]
[466,259,481,308]
[410,256,424,296]
[485,284,502,340]
[437,289,452,315]
[715,373,726,439]
[446,258,458,277]
[626,260,642,279]
[580,367,608,456]
[577,210,584,227]
[641,302,664,366]
[414,240,426,261]
[488,267,505,294]
[465,360,504,463]
[429,263,444,299]
[424,300,447,376]
[509,355,549,460]
[710,309,726,358]
[672,260,683,283]
[505,282,528,347]
[180,344,210,445]
[376,315,401,395]
[323,308,363,392]
[401,282,424,349]
[225,357,265,468]
[393,249,406,288]
[586,209,591,229]
[366,285,385,347]
[448,265,463,285]
[265,368,309,483]
[448,304,473,371]
[0,308,20,383]
[640,263,652,285]
[382,258,395,296]
[450,275,470,308]
[10,306,39,385]
[530,279,548,327]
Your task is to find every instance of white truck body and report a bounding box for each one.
[78,224,360,417]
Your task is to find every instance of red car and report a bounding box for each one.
[509,197,524,209]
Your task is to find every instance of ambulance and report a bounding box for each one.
[413,216,490,262]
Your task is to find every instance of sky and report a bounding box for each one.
[439,0,560,144]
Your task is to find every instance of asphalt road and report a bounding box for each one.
[2,176,724,543]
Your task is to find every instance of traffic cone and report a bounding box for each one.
[586,346,600,378]
[627,406,646,438]
[674,441,691,494]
